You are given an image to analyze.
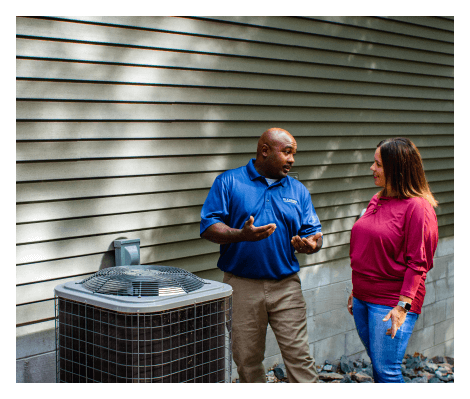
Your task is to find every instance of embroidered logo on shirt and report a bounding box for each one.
[283,198,298,205]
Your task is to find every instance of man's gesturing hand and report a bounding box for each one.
[291,232,323,254]
[240,216,277,241]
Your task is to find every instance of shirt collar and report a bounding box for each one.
[246,159,286,186]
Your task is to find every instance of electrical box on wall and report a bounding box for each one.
[114,239,140,266]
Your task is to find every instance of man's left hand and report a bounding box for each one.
[291,232,323,254]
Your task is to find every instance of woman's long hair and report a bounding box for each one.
[377,137,438,208]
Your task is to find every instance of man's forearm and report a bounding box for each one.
[201,223,245,245]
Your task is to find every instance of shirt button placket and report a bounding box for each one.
[266,188,272,210]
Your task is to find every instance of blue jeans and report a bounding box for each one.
[352,297,419,383]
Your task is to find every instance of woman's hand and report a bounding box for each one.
[382,307,407,339]
[347,292,353,315]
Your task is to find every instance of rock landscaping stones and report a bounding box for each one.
[400,353,454,383]
[353,372,373,383]
[273,365,286,380]
[318,372,344,381]
[258,353,454,383]
[339,374,354,383]
[410,376,428,383]
[322,364,334,372]
[340,355,354,374]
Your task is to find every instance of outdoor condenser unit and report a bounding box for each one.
[54,265,232,383]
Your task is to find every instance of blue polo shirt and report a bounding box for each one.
[200,159,322,279]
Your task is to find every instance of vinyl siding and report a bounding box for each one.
[16,16,453,334]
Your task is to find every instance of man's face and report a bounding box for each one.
[263,135,297,179]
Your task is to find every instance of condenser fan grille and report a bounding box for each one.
[79,265,207,296]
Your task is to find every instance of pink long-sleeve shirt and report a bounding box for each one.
[350,194,438,314]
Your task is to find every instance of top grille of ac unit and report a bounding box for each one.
[79,265,207,297]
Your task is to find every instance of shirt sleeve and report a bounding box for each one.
[400,199,429,299]
[200,175,230,236]
[298,186,322,238]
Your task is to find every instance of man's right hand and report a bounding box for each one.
[201,217,276,245]
[240,216,276,242]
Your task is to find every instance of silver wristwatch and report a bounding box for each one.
[397,301,411,312]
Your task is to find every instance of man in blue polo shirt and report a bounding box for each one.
[200,128,322,383]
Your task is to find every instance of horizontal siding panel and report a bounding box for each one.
[16,206,201,244]
[16,39,454,90]
[434,191,454,206]
[16,154,250,181]
[16,169,454,224]
[17,222,352,288]
[17,189,210,223]
[16,138,257,161]
[46,16,454,65]
[193,16,453,54]
[17,276,88,304]
[16,81,455,108]
[437,213,453,226]
[16,319,55,340]
[17,254,111,288]
[438,224,453,238]
[17,17,453,76]
[16,193,454,268]
[17,299,55,326]
[16,101,454,123]
[17,59,454,94]
[435,202,454,216]
[427,180,454,193]
[16,158,453,203]
[208,16,454,44]
[14,201,373,268]
[15,199,359,244]
[16,178,453,244]
[380,17,454,32]
[17,222,202,270]
[306,17,454,42]
[16,148,453,182]
[15,135,454,162]
[17,171,221,201]
[15,189,380,266]
[16,121,454,141]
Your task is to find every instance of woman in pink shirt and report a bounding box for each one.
[348,137,438,383]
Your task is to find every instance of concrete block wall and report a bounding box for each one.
[17,321,56,383]
[231,236,454,379]
[406,236,454,358]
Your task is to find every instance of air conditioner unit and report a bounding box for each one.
[54,265,232,383]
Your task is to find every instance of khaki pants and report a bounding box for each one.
[223,272,319,383]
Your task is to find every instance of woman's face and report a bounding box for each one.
[370,147,386,188]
